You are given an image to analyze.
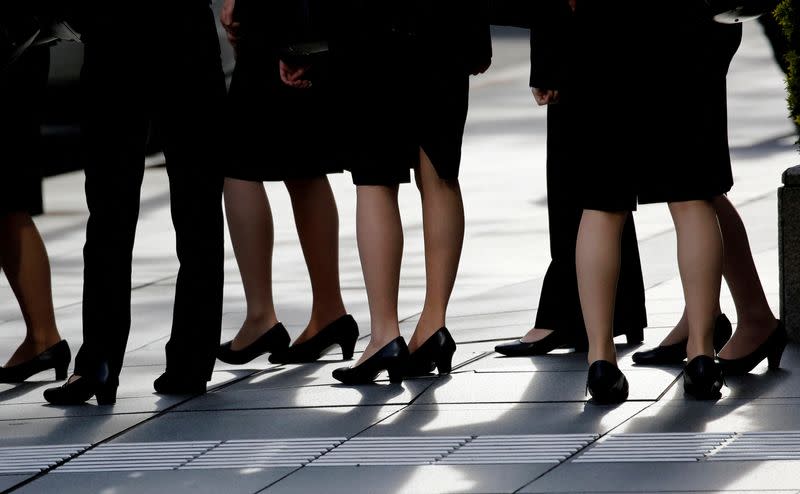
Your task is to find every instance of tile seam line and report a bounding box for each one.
[252,379,439,493]
[2,367,263,494]
[512,392,675,493]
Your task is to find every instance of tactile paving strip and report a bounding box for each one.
[708,431,800,461]
[309,436,472,466]
[54,441,220,472]
[0,444,90,474]
[180,438,345,469]
[573,433,734,463]
[438,434,598,465]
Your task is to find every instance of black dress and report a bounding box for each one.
[0,47,48,217]
[571,2,742,212]
[226,0,341,182]
[329,0,492,186]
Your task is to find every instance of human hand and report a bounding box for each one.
[280,60,313,89]
[532,88,560,106]
[220,0,240,51]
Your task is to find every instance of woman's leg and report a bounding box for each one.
[576,210,628,364]
[355,184,403,364]
[284,177,347,344]
[224,178,279,350]
[409,150,464,351]
[713,195,778,358]
[668,200,723,360]
[0,213,62,367]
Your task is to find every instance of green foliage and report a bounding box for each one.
[775,0,799,136]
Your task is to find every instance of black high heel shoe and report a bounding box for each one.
[218,323,290,365]
[586,360,629,404]
[269,315,359,364]
[332,337,409,385]
[405,327,456,377]
[632,314,732,365]
[0,340,71,383]
[684,355,724,400]
[43,363,117,406]
[495,331,568,357]
[718,321,787,376]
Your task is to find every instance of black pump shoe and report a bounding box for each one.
[0,340,71,383]
[586,360,629,404]
[153,372,207,396]
[270,315,359,364]
[718,321,787,376]
[405,327,456,377]
[632,314,732,366]
[218,323,290,365]
[43,364,117,406]
[495,331,568,357]
[332,337,409,385]
[684,355,724,400]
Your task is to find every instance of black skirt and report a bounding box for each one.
[572,5,742,212]
[225,28,341,182]
[0,47,48,216]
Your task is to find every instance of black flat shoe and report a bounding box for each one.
[684,355,724,400]
[405,327,456,377]
[718,321,787,376]
[218,323,290,365]
[332,337,409,385]
[43,364,117,406]
[153,372,207,395]
[0,340,71,383]
[586,360,629,404]
[269,315,359,364]
[632,314,732,365]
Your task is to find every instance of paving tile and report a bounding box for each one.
[414,369,680,404]
[0,413,154,447]
[14,469,293,494]
[174,379,432,411]
[519,461,800,492]
[359,402,647,437]
[265,465,549,494]
[0,475,32,492]
[114,407,403,442]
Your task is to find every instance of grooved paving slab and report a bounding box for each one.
[574,433,734,463]
[710,431,800,461]
[54,441,220,472]
[0,444,89,474]
[181,438,344,469]
[310,436,471,466]
[439,434,597,464]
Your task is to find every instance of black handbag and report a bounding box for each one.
[705,0,781,23]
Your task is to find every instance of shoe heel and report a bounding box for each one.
[340,336,357,361]
[768,340,786,370]
[55,364,69,381]
[388,366,404,384]
[625,328,644,345]
[435,349,455,375]
[95,385,117,406]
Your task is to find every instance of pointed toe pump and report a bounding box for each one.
[718,321,787,376]
[332,337,409,385]
[218,323,291,365]
[270,315,359,364]
[0,340,71,383]
[586,360,629,404]
[494,331,567,357]
[684,355,724,400]
[405,327,456,377]
[632,314,732,365]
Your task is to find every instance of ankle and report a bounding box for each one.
[588,341,616,364]
[242,313,279,332]
[686,337,714,360]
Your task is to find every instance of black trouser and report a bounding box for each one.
[534,101,648,346]
[74,2,225,383]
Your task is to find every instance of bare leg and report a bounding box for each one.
[223,178,279,350]
[668,200,723,360]
[576,210,628,364]
[713,195,778,359]
[354,185,403,365]
[0,213,62,367]
[285,178,347,344]
[409,150,464,352]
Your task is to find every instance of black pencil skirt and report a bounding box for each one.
[225,43,342,182]
[572,7,742,212]
[0,47,49,216]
